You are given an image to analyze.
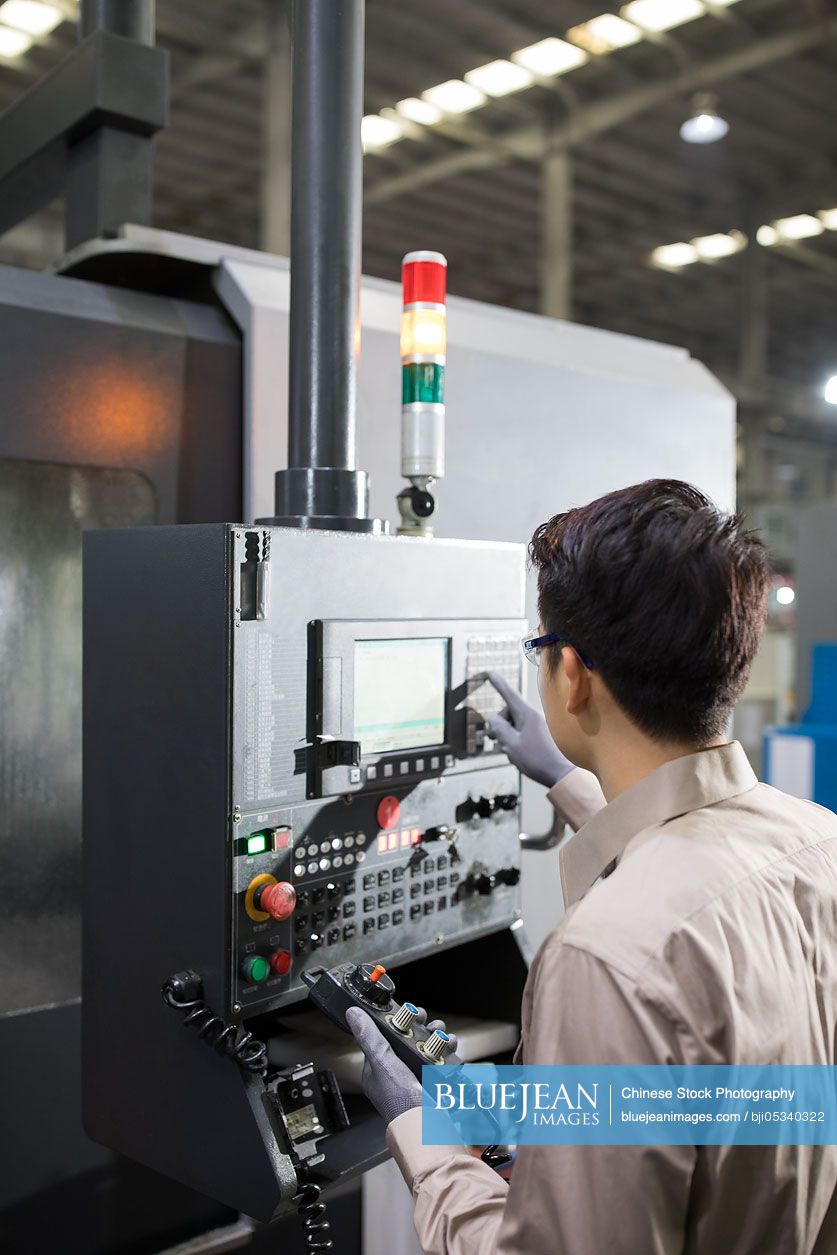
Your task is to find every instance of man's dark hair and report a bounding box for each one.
[530,479,770,745]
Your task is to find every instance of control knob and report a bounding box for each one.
[390,1001,419,1034]
[421,1028,452,1062]
[347,962,395,1008]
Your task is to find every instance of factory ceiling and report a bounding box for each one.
[1,0,837,432]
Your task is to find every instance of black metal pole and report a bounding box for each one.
[268,0,384,531]
[80,0,155,43]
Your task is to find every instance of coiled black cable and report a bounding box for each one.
[162,969,268,1075]
[294,1178,333,1252]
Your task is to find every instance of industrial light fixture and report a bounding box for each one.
[422,79,486,115]
[680,93,729,143]
[825,376,837,405]
[0,22,30,54]
[396,97,443,126]
[465,59,533,97]
[691,231,744,259]
[819,208,837,230]
[773,213,823,240]
[651,242,699,268]
[775,586,795,606]
[512,37,588,77]
[622,0,705,33]
[0,0,61,36]
[756,225,779,246]
[567,14,642,54]
[361,114,404,152]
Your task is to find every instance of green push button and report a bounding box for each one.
[241,955,270,985]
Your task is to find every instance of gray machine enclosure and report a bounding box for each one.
[83,524,525,1219]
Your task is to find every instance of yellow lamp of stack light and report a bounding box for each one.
[400,306,446,361]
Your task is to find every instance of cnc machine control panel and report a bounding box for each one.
[228,529,527,1016]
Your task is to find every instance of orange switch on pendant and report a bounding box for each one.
[255,881,297,921]
[369,964,387,983]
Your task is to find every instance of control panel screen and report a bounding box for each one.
[354,637,448,755]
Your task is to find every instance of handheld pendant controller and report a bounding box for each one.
[301,961,462,1078]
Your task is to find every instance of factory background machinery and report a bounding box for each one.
[0,2,734,1253]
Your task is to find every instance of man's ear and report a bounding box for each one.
[562,646,592,716]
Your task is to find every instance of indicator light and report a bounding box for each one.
[247,833,268,855]
[401,250,447,481]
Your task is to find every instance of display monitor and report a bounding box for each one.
[354,637,448,755]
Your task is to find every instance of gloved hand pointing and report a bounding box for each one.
[486,670,575,789]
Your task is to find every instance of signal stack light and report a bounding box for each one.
[398,250,447,536]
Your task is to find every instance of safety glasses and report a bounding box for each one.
[521,627,593,669]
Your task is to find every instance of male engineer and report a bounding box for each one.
[347,479,837,1255]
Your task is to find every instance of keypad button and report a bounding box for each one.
[363,918,375,935]
[343,923,356,940]
[436,875,447,889]
[410,883,422,899]
[363,873,375,890]
[410,904,422,920]
[438,895,448,911]
[383,763,394,778]
[356,851,366,863]
[307,861,318,875]
[328,905,340,922]
[344,878,356,895]
[294,938,307,955]
[424,879,435,894]
[312,911,325,928]
[392,909,404,925]
[423,901,435,915]
[344,852,355,865]
[392,887,404,903]
[296,914,309,932]
[366,765,377,781]
[415,758,425,772]
[327,927,340,945]
[297,890,310,908]
[377,869,391,885]
[424,858,435,872]
[312,887,325,903]
[363,895,375,912]
[392,867,405,882]
[378,890,391,907]
[377,913,390,929]
[399,761,409,775]
[311,933,323,950]
[450,872,460,885]
[343,900,356,918]
[437,856,448,871]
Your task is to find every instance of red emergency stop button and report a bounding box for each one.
[270,949,292,976]
[377,795,400,831]
[255,881,297,921]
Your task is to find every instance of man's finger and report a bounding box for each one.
[487,711,516,744]
[487,670,526,716]
[427,1019,458,1053]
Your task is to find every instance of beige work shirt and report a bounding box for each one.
[387,742,837,1255]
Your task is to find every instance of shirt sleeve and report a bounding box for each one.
[386,941,696,1255]
[547,768,607,832]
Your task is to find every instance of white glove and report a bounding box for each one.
[486,670,575,789]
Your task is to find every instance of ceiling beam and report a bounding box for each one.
[366,15,837,206]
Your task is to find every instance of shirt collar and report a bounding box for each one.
[558,741,758,908]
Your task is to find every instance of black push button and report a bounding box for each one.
[392,908,404,925]
[410,882,422,899]
[423,878,435,893]
[423,901,435,915]
[410,903,422,920]
[436,857,448,871]
[294,938,307,955]
[343,922,356,940]
[327,927,340,945]
[378,890,391,907]
[343,900,357,918]
[436,875,447,889]
[363,895,376,912]
[377,913,390,930]
[438,895,448,911]
[377,869,391,885]
[363,873,376,890]
[392,867,405,882]
[328,905,340,922]
[363,918,376,935]
[392,887,404,903]
[344,877,356,895]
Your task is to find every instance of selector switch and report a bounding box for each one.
[347,961,395,1008]
[377,795,401,831]
[390,1001,419,1034]
[421,1028,452,1062]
